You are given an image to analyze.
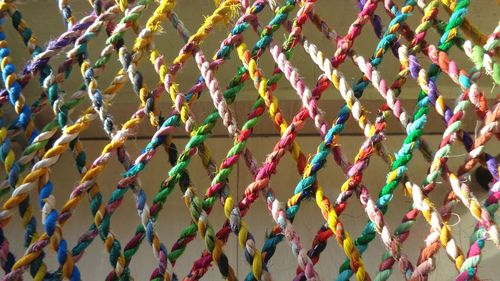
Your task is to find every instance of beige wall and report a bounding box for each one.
[4,135,499,280]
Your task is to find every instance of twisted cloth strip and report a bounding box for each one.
[360,1,492,278]
[1,4,141,281]
[274,33,422,279]
[164,2,281,279]
[459,104,499,273]
[370,0,498,277]
[1,109,99,281]
[62,1,179,279]
[421,46,499,280]
[464,23,500,85]
[0,0,498,280]
[288,8,433,276]
[184,1,356,278]
[0,18,53,281]
[304,1,484,276]
[85,2,241,280]
[386,1,475,279]
[158,1,311,279]
[332,0,466,279]
[298,4,428,276]
[328,0,496,278]
[356,1,499,279]
[0,1,143,279]
[439,0,500,56]
[114,0,210,272]
[36,1,184,278]
[0,7,99,275]
[352,47,471,281]
[176,1,324,278]
[0,1,93,278]
[0,111,16,273]
[300,8,418,280]
[66,0,188,275]
[145,2,241,280]
[256,1,383,278]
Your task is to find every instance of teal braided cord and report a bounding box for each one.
[370,0,417,67]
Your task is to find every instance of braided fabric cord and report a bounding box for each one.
[0,0,498,280]
[0,2,154,280]
[0,1,97,278]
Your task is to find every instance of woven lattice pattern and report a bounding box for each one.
[0,0,498,280]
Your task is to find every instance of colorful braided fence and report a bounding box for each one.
[0,0,498,280]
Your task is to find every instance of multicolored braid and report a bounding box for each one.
[74,1,224,277]
[148,2,244,279]
[183,1,328,277]
[464,23,500,85]
[324,0,436,278]
[1,2,143,278]
[280,32,425,279]
[332,0,496,278]
[360,0,498,274]
[58,0,76,28]
[6,7,139,281]
[382,0,498,178]
[0,109,17,199]
[190,41,315,281]
[460,106,499,281]
[62,1,167,278]
[331,0,379,67]
[0,2,91,277]
[188,30,323,281]
[68,2,178,273]
[296,9,426,274]
[54,4,176,277]
[173,1,324,278]
[352,47,474,280]
[89,2,241,280]
[0,17,53,281]
[0,108,16,274]
[0,14,39,149]
[457,101,499,186]
[254,0,382,274]
[252,1,380,277]
[1,109,98,280]
[439,0,500,54]
[420,46,499,279]
[388,1,471,278]
[168,0,272,270]
[274,3,414,276]
[401,180,465,281]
